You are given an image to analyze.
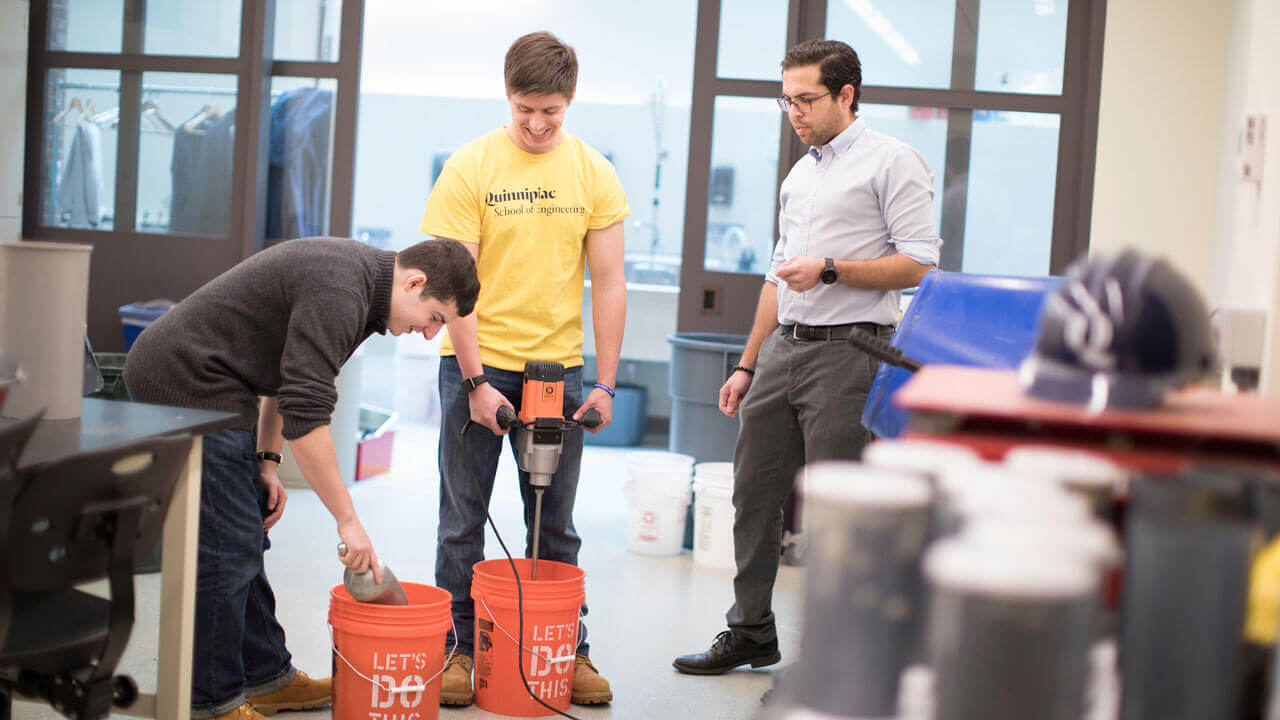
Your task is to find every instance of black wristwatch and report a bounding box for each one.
[820,257,838,285]
[460,375,489,394]
[257,451,282,465]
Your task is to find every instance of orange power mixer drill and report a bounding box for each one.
[496,361,601,578]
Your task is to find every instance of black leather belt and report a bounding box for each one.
[781,322,888,341]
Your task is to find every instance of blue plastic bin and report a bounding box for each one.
[861,270,1062,439]
[583,383,648,446]
[119,301,174,351]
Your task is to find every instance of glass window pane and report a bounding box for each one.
[704,96,781,275]
[144,0,240,57]
[136,72,237,236]
[267,77,337,240]
[825,0,955,89]
[354,0,697,289]
[975,0,1068,94]
[859,104,948,229]
[274,0,343,62]
[716,0,788,81]
[962,111,1060,275]
[42,69,119,230]
[47,0,123,53]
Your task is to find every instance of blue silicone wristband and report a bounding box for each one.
[593,383,616,398]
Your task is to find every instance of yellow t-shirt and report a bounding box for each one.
[419,127,630,371]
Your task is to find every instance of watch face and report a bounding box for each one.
[821,269,837,284]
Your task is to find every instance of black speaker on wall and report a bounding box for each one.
[710,165,735,206]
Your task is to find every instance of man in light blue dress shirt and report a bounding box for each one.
[674,39,942,679]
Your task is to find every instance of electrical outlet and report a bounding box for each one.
[701,285,722,314]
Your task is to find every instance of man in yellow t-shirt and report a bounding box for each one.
[418,31,629,707]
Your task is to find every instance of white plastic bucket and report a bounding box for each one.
[693,462,736,569]
[623,452,694,556]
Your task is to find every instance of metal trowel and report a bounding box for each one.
[337,542,409,605]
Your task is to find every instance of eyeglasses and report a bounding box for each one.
[777,92,832,113]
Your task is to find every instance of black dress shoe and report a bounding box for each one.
[672,630,781,675]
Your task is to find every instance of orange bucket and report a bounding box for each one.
[471,559,585,717]
[329,582,453,720]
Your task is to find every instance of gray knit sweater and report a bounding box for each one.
[123,238,395,440]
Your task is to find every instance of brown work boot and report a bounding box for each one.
[571,654,612,704]
[440,653,474,706]
[245,670,331,715]
[208,703,268,720]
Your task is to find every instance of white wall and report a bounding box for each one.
[0,1,27,243]
[1094,0,1280,394]
[1090,0,1231,296]
[1211,0,1280,392]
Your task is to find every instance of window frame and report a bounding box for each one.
[677,0,1107,333]
[22,0,366,350]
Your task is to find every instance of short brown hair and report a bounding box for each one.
[505,31,577,98]
[396,239,480,316]
[782,39,862,114]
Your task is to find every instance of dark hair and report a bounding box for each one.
[505,31,578,98]
[396,239,480,316]
[782,39,862,114]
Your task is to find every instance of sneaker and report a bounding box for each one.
[440,653,474,706]
[208,703,268,720]
[672,630,781,675]
[244,670,331,715]
[570,655,612,705]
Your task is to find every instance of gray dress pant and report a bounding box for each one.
[725,324,890,644]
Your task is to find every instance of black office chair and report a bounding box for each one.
[0,432,194,720]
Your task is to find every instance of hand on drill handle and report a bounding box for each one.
[573,387,613,433]
[469,382,515,435]
[495,404,605,431]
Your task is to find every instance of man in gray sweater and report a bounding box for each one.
[124,237,479,720]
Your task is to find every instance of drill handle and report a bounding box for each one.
[496,405,519,430]
[579,408,603,429]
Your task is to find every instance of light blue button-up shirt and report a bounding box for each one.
[767,117,943,326]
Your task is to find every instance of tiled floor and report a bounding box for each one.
[15,423,803,719]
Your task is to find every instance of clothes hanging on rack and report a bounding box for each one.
[267,87,333,240]
[56,120,104,229]
[170,108,236,235]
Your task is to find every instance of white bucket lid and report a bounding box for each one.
[627,451,695,471]
[625,478,692,501]
[1003,445,1127,490]
[802,461,931,509]
[939,463,1091,522]
[925,535,1098,598]
[961,517,1121,567]
[862,438,982,476]
[625,467,693,495]
[694,462,734,489]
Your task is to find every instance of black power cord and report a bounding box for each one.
[846,327,922,372]
[464,415,585,720]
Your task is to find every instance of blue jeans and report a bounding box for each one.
[192,428,296,717]
[435,356,589,657]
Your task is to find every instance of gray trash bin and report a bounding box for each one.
[668,332,747,550]
[667,332,747,462]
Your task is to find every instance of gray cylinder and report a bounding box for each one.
[926,538,1098,720]
[0,242,93,419]
[1120,471,1255,720]
[790,462,931,718]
